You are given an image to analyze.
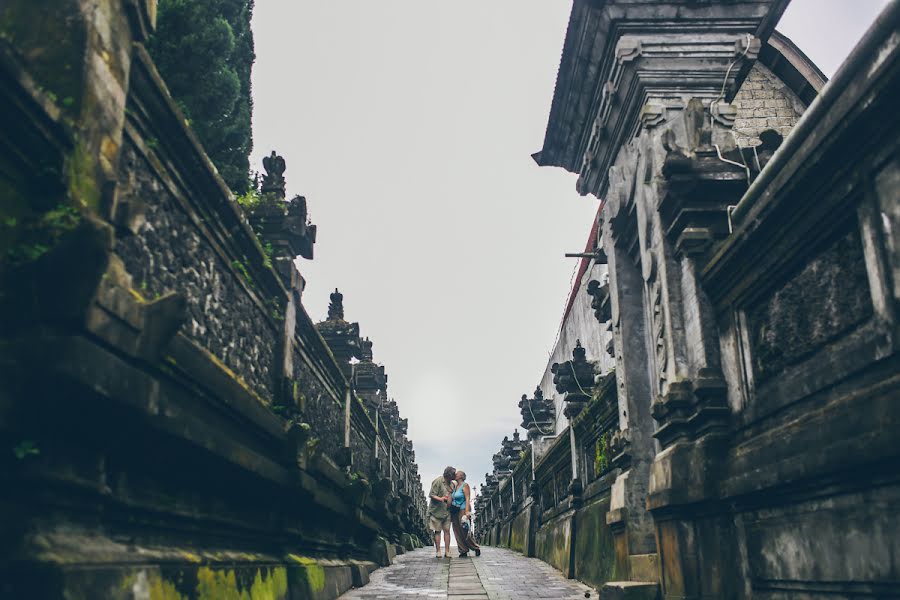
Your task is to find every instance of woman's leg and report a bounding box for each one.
[466,529,480,552]
[450,510,469,554]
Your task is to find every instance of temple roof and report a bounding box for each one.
[532,1,820,175]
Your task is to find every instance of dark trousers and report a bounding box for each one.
[451,509,480,553]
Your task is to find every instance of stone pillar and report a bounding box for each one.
[601,209,659,568]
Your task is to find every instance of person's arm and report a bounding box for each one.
[430,481,446,503]
[464,483,471,516]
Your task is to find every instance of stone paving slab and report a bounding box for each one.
[337,546,596,600]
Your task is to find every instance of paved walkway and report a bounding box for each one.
[338,546,595,600]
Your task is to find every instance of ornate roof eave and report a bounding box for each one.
[532,0,792,189]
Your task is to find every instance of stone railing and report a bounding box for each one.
[476,374,619,586]
[0,2,426,598]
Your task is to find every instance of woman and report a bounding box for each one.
[450,470,481,557]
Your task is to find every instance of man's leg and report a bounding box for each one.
[443,525,451,557]
[430,517,441,557]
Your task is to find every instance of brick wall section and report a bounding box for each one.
[732,63,807,146]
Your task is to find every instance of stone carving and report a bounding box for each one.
[493,450,511,476]
[315,288,361,378]
[501,431,526,471]
[248,153,317,279]
[519,386,555,439]
[586,279,612,323]
[609,428,631,470]
[353,336,388,415]
[656,99,751,257]
[283,195,316,260]
[551,340,595,419]
[328,288,344,320]
[261,151,286,198]
[649,277,667,395]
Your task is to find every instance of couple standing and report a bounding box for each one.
[428,466,481,558]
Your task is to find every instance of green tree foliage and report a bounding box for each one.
[148,0,255,194]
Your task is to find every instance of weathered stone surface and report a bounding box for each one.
[600,581,659,600]
[0,3,428,598]
[485,2,900,599]
[338,546,595,600]
[117,138,278,400]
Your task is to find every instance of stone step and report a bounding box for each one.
[600,581,660,600]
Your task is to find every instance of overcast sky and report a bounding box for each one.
[250,0,889,502]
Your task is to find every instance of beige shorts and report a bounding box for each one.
[429,515,450,533]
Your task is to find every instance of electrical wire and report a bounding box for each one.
[711,33,754,184]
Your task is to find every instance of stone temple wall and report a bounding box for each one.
[116,137,279,400]
[537,260,613,436]
[482,2,900,598]
[0,2,427,598]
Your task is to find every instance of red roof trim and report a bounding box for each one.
[562,202,604,323]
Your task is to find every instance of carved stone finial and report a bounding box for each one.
[552,340,596,419]
[261,151,287,199]
[519,386,556,440]
[573,339,586,361]
[359,337,374,362]
[587,279,612,323]
[283,195,316,260]
[328,288,344,320]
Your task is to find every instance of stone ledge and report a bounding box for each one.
[601,581,660,600]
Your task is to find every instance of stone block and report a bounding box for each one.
[401,533,415,551]
[627,554,658,582]
[348,562,370,588]
[600,581,659,600]
[287,558,353,600]
[369,537,393,567]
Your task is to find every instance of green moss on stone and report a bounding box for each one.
[149,575,186,600]
[4,202,81,266]
[0,0,85,114]
[65,139,101,211]
[194,566,288,600]
[287,555,325,593]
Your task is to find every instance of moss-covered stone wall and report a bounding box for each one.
[508,506,531,554]
[534,512,573,576]
[573,496,618,588]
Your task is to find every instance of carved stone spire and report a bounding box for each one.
[519,386,555,441]
[551,339,595,419]
[503,430,526,470]
[247,152,317,284]
[328,288,344,320]
[315,288,360,379]
[360,337,373,361]
[353,336,387,415]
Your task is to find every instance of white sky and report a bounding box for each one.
[250,0,889,503]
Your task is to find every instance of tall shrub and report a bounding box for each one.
[149,0,255,194]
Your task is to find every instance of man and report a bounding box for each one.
[428,466,455,558]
